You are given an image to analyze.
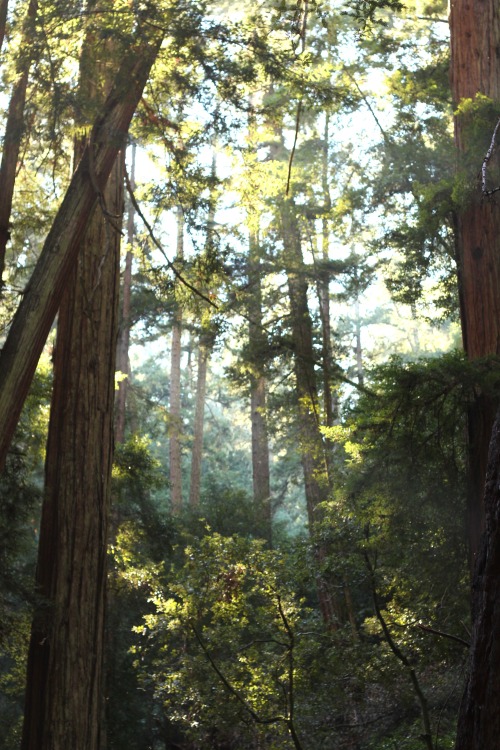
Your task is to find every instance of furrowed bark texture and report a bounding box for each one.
[455,408,500,750]
[21,149,124,750]
[0,24,163,471]
[449,0,500,563]
[450,1,500,747]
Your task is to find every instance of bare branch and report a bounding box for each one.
[482,116,500,196]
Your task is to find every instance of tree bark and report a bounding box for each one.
[0,21,163,471]
[169,207,184,512]
[189,333,212,508]
[248,229,271,535]
[21,152,123,750]
[115,143,136,444]
[280,198,329,528]
[455,407,500,750]
[449,0,500,564]
[0,0,38,287]
[280,198,339,626]
[0,0,8,55]
[20,7,128,744]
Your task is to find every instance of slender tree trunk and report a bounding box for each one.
[280,199,329,527]
[0,21,163,471]
[449,0,500,565]
[318,112,336,438]
[0,0,8,54]
[115,144,136,444]
[248,229,271,535]
[354,298,364,388]
[169,207,184,513]
[189,333,212,508]
[280,199,339,626]
[0,0,38,287]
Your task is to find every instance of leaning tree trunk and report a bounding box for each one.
[449,0,500,567]
[0,20,163,471]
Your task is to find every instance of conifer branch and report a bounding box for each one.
[124,165,219,310]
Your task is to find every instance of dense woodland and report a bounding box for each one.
[1,0,500,748]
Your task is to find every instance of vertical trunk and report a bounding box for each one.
[449,0,500,565]
[455,407,500,750]
[115,144,136,444]
[0,0,38,287]
[280,199,329,527]
[169,206,184,513]
[318,112,336,437]
[248,229,271,535]
[0,22,163,471]
[354,298,364,388]
[280,199,339,626]
[21,9,128,746]
[450,3,500,747]
[0,0,8,54]
[189,334,211,508]
[21,148,124,750]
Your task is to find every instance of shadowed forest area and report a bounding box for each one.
[1,1,500,748]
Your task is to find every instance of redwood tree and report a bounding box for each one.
[450,0,500,747]
[449,0,500,563]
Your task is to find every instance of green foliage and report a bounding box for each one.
[452,94,500,205]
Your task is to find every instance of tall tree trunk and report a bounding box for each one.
[280,198,329,527]
[115,143,136,444]
[318,111,336,438]
[21,153,123,750]
[0,0,38,287]
[280,198,338,626]
[354,298,364,388]
[0,0,8,54]
[449,0,500,565]
[169,207,184,513]
[21,7,126,745]
[248,229,271,535]
[0,21,163,471]
[188,333,212,508]
[450,3,500,747]
[455,407,500,750]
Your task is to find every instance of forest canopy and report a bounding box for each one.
[0,0,499,749]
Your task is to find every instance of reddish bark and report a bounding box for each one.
[21,142,124,750]
[449,0,500,562]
